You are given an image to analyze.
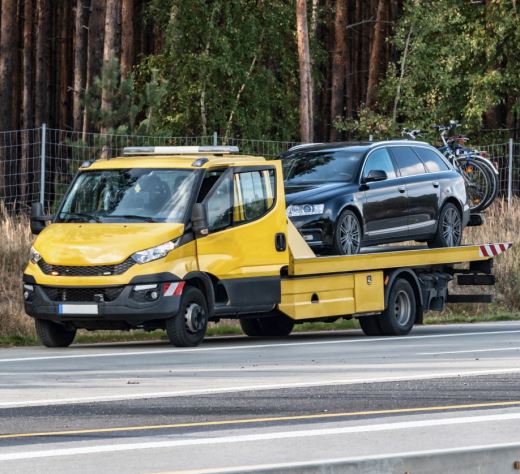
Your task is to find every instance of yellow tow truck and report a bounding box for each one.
[24,146,510,347]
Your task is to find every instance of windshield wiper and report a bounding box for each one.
[105,214,156,223]
[59,212,101,223]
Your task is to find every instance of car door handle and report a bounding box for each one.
[275,233,286,252]
[433,181,440,188]
[397,185,406,193]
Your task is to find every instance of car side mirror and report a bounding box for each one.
[30,202,50,235]
[191,203,209,236]
[362,169,388,183]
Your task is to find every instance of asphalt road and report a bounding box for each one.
[1,321,520,473]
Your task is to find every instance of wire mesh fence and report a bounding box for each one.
[0,124,518,214]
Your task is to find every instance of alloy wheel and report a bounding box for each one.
[339,213,361,255]
[442,207,462,246]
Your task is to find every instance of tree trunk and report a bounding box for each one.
[73,0,89,132]
[35,0,50,126]
[366,0,386,108]
[58,2,72,131]
[329,0,347,141]
[100,0,121,134]
[0,0,17,132]
[296,0,313,142]
[121,0,134,77]
[83,0,106,136]
[23,0,35,203]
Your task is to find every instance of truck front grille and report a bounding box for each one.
[38,258,135,276]
[41,286,125,302]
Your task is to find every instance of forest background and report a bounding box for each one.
[0,0,519,146]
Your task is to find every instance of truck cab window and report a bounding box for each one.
[206,173,233,232]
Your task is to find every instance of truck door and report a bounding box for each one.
[195,164,288,313]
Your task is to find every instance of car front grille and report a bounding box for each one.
[38,258,135,276]
[41,286,125,302]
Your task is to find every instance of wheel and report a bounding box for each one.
[239,318,263,337]
[166,287,208,347]
[456,156,494,212]
[240,313,294,337]
[358,316,383,336]
[35,319,76,347]
[379,279,416,336]
[428,203,462,248]
[471,156,499,211]
[332,210,362,255]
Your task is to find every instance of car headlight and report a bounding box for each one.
[30,246,42,264]
[286,204,325,217]
[131,240,179,264]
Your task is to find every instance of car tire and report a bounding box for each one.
[35,319,76,347]
[332,209,362,255]
[379,279,416,336]
[358,316,383,336]
[166,287,208,347]
[428,203,463,248]
[240,313,294,337]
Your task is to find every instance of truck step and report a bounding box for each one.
[446,294,493,303]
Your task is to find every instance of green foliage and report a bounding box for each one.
[142,0,300,140]
[377,0,520,143]
[334,106,399,141]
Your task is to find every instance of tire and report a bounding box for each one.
[332,210,362,255]
[240,313,294,337]
[358,316,383,336]
[35,319,76,347]
[456,156,496,212]
[379,279,416,336]
[166,287,208,347]
[428,203,462,248]
[471,156,499,211]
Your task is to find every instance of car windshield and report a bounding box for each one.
[283,150,364,185]
[56,168,198,223]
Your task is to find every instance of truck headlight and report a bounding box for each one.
[286,204,325,217]
[131,240,179,264]
[30,246,42,264]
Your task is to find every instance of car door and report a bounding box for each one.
[195,165,288,312]
[361,147,409,242]
[389,146,438,237]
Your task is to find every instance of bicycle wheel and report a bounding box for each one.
[469,156,499,210]
[456,156,492,213]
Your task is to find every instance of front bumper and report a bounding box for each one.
[23,277,182,327]
[289,215,335,248]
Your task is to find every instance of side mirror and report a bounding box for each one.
[30,202,49,235]
[191,203,209,236]
[362,169,388,183]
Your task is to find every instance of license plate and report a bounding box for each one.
[59,304,98,315]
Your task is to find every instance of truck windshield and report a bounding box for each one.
[56,169,197,223]
[283,150,363,185]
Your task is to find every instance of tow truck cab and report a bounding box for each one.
[23,146,509,348]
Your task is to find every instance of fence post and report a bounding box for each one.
[508,137,513,207]
[213,131,218,147]
[39,123,46,206]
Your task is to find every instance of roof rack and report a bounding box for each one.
[122,146,240,156]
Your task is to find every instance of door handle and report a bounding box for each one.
[275,233,286,252]
[397,185,406,193]
[433,181,440,188]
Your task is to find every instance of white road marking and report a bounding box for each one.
[1,329,520,364]
[420,347,520,355]
[173,441,520,474]
[2,367,520,409]
[1,412,520,462]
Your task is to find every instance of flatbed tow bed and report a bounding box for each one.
[24,146,512,347]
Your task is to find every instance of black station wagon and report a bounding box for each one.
[282,141,470,255]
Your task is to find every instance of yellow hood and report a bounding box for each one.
[34,223,185,265]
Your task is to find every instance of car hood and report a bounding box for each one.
[285,182,359,204]
[33,223,185,265]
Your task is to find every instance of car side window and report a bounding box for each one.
[363,148,397,180]
[413,147,450,173]
[206,173,233,232]
[234,169,275,223]
[391,146,427,177]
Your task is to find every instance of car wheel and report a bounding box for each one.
[35,319,76,347]
[166,287,208,347]
[333,210,362,255]
[428,203,462,248]
[240,313,294,337]
[379,279,416,336]
[358,316,383,336]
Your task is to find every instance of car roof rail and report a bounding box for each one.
[122,146,240,156]
[287,143,323,152]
